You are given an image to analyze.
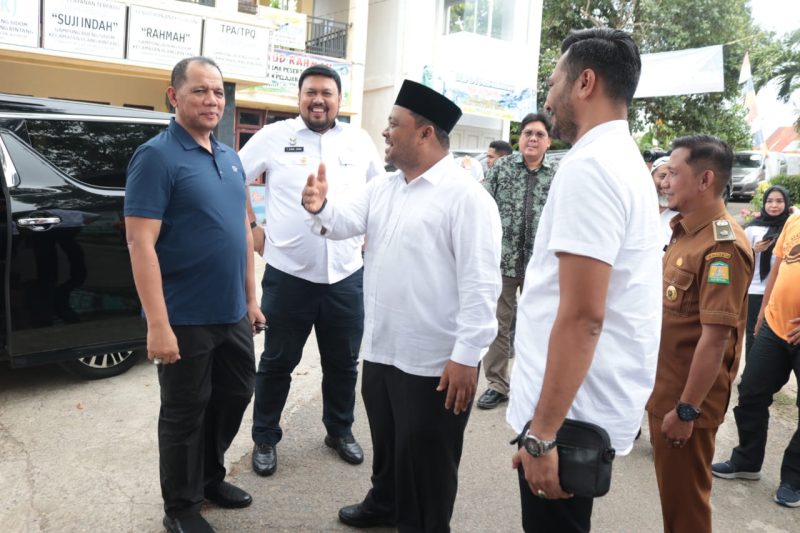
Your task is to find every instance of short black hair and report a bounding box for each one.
[671,135,733,196]
[489,140,513,155]
[410,111,450,150]
[171,56,223,89]
[519,112,551,135]
[561,28,641,106]
[298,65,342,94]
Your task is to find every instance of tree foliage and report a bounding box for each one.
[535,0,782,150]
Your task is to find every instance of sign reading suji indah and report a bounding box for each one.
[42,0,126,59]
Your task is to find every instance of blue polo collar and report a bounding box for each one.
[169,118,226,153]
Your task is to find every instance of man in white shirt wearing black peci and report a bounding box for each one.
[301,80,502,532]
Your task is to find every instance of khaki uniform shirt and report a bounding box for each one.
[646,202,753,428]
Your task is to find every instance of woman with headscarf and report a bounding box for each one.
[744,185,792,356]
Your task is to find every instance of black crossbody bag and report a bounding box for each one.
[512,419,616,498]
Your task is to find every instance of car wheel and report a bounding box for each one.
[60,350,141,380]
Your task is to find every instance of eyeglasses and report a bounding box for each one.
[521,130,548,139]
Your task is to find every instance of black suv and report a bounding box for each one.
[0,94,170,378]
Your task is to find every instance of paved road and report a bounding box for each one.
[1,245,798,532]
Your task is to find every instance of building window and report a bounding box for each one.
[239,0,258,14]
[444,0,515,41]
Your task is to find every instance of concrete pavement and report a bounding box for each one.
[1,254,798,532]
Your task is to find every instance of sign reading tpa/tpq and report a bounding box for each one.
[42,0,126,59]
[203,18,270,79]
[127,5,202,66]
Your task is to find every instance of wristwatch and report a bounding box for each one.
[522,431,557,457]
[676,402,701,422]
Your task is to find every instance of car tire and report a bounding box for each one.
[60,349,142,380]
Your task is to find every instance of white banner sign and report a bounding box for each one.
[0,0,39,47]
[42,0,126,59]
[127,6,202,66]
[203,18,270,79]
[263,6,306,50]
[635,45,724,98]
[237,49,353,108]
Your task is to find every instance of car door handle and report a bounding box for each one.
[17,216,62,231]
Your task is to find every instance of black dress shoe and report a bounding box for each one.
[163,514,215,533]
[204,480,252,509]
[325,434,364,465]
[338,503,394,528]
[476,388,508,410]
[252,443,277,476]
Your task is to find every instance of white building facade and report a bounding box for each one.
[362,0,544,151]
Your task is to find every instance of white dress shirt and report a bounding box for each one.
[507,120,662,455]
[239,116,383,284]
[310,154,502,377]
[745,224,775,295]
[660,208,679,251]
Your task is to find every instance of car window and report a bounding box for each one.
[25,120,165,189]
[0,130,65,189]
[0,133,19,187]
[733,154,762,168]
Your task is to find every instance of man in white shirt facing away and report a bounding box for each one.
[239,65,383,476]
[506,28,662,532]
[301,80,502,532]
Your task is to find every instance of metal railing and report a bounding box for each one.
[306,16,348,59]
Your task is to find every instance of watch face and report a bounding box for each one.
[677,403,699,421]
[523,435,554,457]
[523,438,542,457]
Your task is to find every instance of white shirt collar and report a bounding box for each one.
[571,120,631,151]
[292,115,343,134]
[396,153,456,187]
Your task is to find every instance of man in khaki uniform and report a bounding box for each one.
[646,135,753,533]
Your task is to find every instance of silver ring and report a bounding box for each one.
[672,440,681,446]
[536,489,547,499]
[153,357,162,365]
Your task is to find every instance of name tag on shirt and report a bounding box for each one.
[285,146,304,152]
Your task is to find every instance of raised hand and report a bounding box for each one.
[302,162,328,213]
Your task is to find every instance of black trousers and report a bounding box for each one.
[158,317,255,518]
[730,320,800,487]
[252,265,364,446]
[361,361,472,533]
[516,450,594,532]
[745,293,763,358]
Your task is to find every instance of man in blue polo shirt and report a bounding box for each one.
[125,56,264,533]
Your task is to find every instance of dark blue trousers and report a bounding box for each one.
[251,265,364,446]
[731,320,800,487]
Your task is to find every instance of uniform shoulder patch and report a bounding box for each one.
[705,251,732,261]
[707,261,730,284]
[713,219,736,242]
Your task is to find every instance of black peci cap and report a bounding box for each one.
[394,80,462,133]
